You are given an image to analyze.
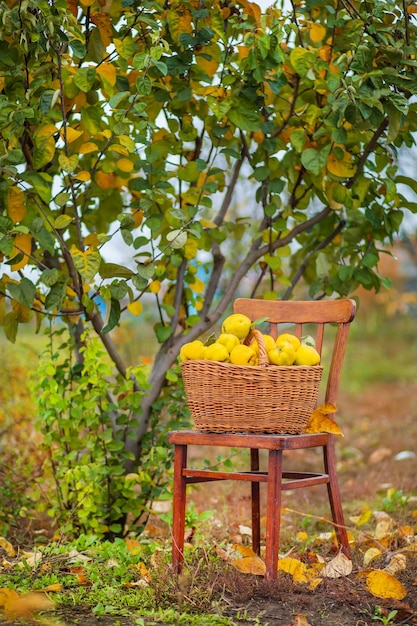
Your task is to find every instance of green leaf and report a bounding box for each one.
[3,311,18,343]
[54,215,73,229]
[99,263,135,279]
[45,281,67,311]
[166,230,187,249]
[301,146,330,176]
[74,67,97,93]
[8,277,36,308]
[155,323,173,343]
[101,298,121,334]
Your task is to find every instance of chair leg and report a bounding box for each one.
[172,443,188,573]
[250,449,261,556]
[324,439,351,558]
[264,449,283,582]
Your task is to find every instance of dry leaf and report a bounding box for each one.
[366,570,407,600]
[232,556,266,576]
[350,506,372,526]
[385,553,407,576]
[321,553,352,578]
[232,544,257,558]
[0,538,16,558]
[292,616,313,626]
[1,591,54,619]
[363,547,382,567]
[304,404,343,436]
[375,517,394,540]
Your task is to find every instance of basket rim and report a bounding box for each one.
[181,359,323,373]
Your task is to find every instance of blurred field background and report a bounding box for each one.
[0,240,416,544]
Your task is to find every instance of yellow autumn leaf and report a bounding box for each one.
[80,142,99,154]
[62,127,83,143]
[1,590,54,619]
[74,170,91,181]
[349,506,372,526]
[407,4,417,12]
[232,544,257,558]
[96,171,118,189]
[80,0,95,6]
[117,157,134,172]
[35,124,57,141]
[237,45,251,60]
[310,22,327,43]
[327,150,357,178]
[118,135,136,152]
[232,556,266,576]
[91,13,113,47]
[366,570,407,600]
[71,245,101,283]
[189,276,205,295]
[363,547,382,567]
[7,186,26,223]
[304,403,343,435]
[0,537,16,558]
[11,233,32,271]
[166,7,193,47]
[110,144,129,156]
[239,0,261,24]
[127,301,143,316]
[97,61,117,86]
[149,280,161,294]
[278,557,308,583]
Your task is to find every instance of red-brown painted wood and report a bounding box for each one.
[168,298,356,581]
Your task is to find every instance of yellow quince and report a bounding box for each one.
[268,341,296,366]
[204,342,230,363]
[221,313,252,340]
[294,345,321,366]
[180,340,206,362]
[276,333,301,351]
[217,333,241,353]
[251,334,275,357]
[230,344,258,366]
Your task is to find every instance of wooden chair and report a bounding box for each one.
[168,298,356,581]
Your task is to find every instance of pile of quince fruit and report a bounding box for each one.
[180,313,320,367]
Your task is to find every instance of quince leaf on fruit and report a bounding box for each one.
[251,316,269,327]
[304,403,343,436]
[204,332,217,346]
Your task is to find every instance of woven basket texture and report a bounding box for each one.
[181,329,323,434]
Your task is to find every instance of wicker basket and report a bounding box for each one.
[181,329,323,434]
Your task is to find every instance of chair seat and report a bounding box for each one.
[169,429,330,450]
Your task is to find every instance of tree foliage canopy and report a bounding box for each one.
[1,0,417,451]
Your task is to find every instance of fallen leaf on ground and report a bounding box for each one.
[363,547,382,566]
[232,555,266,575]
[385,553,407,575]
[0,538,16,558]
[366,569,407,600]
[321,552,352,578]
[0,590,54,618]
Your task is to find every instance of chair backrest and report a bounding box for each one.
[233,298,356,406]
